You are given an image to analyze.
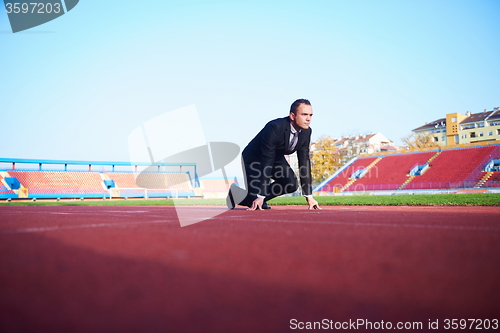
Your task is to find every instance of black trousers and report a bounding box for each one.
[241,161,299,205]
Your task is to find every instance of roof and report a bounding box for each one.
[353,133,377,142]
[413,118,446,131]
[489,110,500,120]
[461,111,493,124]
[413,108,500,131]
[334,133,378,144]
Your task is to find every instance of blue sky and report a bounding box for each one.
[1,0,499,168]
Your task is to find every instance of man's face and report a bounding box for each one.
[290,103,313,130]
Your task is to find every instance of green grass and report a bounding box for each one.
[1,193,499,206]
[269,193,500,206]
[0,198,224,206]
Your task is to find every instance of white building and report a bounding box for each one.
[333,133,396,155]
[412,107,500,146]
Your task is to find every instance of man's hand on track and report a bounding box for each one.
[307,197,321,210]
[247,197,265,211]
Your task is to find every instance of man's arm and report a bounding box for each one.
[297,130,313,196]
[297,129,321,210]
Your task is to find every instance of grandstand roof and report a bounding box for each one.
[0,158,196,167]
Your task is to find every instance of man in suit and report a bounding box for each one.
[227,99,321,211]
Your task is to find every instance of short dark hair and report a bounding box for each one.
[290,99,311,114]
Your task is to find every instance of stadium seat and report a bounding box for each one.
[318,145,500,192]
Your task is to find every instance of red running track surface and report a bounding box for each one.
[1,205,499,332]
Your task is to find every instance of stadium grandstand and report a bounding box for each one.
[0,158,237,201]
[198,177,238,198]
[315,142,500,195]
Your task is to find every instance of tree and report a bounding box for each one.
[311,136,343,184]
[402,133,440,149]
[337,137,363,164]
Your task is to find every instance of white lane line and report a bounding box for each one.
[213,216,500,232]
[43,211,155,216]
[103,211,151,213]
[0,220,177,234]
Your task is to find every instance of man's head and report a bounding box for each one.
[289,99,313,130]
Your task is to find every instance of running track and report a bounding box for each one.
[0,205,499,332]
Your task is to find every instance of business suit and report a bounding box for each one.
[239,116,313,205]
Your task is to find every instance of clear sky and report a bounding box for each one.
[1,0,499,168]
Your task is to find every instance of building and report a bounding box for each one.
[305,133,397,168]
[412,107,500,146]
[332,133,396,155]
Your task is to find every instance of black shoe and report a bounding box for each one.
[261,202,271,210]
[226,188,236,209]
[226,184,248,209]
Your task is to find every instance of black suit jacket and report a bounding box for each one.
[242,116,312,197]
